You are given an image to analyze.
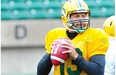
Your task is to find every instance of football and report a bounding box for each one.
[51,38,69,66]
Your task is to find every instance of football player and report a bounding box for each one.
[37,0,109,75]
[104,15,116,75]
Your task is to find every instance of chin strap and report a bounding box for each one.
[77,29,85,33]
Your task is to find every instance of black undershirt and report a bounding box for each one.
[66,30,78,40]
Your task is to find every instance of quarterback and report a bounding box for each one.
[104,15,116,75]
[37,0,109,75]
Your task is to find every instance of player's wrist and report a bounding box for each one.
[73,54,79,60]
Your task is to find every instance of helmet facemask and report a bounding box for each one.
[66,10,90,33]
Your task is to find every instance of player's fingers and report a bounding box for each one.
[61,41,73,47]
[61,45,75,53]
[62,50,72,54]
[50,45,54,49]
[53,40,58,44]
[61,45,71,49]
[63,39,72,44]
[51,40,58,47]
[61,41,69,45]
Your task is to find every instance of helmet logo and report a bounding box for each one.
[61,8,66,16]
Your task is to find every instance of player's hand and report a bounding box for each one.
[50,40,58,50]
[50,38,68,50]
[61,40,79,60]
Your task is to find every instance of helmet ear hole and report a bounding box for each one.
[110,21,112,26]
[62,16,67,24]
[63,17,65,20]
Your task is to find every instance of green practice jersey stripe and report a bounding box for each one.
[60,63,65,75]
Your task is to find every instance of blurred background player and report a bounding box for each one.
[104,15,116,75]
[37,0,109,75]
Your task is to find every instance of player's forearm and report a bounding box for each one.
[37,53,52,75]
[74,55,105,75]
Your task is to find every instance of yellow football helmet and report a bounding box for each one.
[103,15,116,38]
[61,0,90,33]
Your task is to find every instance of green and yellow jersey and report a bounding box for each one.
[45,27,109,75]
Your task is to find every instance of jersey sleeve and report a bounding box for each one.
[89,29,109,58]
[37,53,52,75]
[45,29,55,54]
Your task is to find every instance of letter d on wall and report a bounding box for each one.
[15,25,27,39]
